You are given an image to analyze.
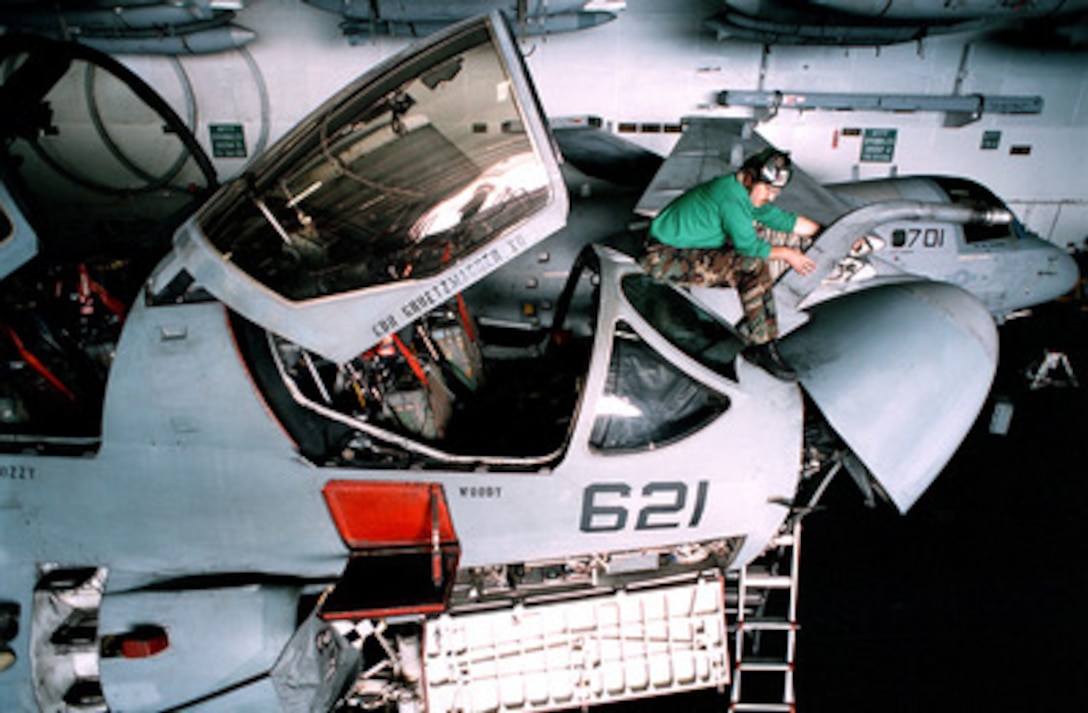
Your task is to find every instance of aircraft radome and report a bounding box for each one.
[0,12,1044,713]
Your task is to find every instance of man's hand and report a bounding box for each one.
[770,246,816,276]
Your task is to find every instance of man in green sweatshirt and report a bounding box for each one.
[640,148,821,381]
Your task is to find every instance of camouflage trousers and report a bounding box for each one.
[638,227,811,344]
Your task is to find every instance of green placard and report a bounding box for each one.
[981,130,1001,150]
[209,123,247,159]
[860,128,897,163]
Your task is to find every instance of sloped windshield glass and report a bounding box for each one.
[590,323,730,453]
[200,23,551,301]
[622,274,745,378]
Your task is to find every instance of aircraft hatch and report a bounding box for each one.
[781,278,998,512]
[149,12,568,365]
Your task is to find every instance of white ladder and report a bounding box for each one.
[729,520,801,713]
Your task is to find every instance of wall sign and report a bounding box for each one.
[209,124,247,159]
[860,128,897,163]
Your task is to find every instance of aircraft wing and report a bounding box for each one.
[634,116,849,225]
[550,116,663,188]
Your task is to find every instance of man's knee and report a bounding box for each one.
[640,245,689,283]
[735,257,773,293]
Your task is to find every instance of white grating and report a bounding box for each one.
[423,574,729,713]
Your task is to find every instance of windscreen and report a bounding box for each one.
[622,273,745,378]
[590,323,731,453]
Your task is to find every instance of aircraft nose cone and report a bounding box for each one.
[1043,244,1081,301]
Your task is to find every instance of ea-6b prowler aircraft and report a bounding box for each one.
[0,12,1018,712]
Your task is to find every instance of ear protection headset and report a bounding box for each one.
[741,149,792,188]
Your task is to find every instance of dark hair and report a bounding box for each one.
[741,148,792,188]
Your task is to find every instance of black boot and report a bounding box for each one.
[745,340,798,381]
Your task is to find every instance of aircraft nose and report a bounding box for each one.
[1040,242,1081,301]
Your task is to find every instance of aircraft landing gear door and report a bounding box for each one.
[320,481,460,619]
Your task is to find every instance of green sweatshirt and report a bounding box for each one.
[649,174,797,259]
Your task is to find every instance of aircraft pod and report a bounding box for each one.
[0,12,998,713]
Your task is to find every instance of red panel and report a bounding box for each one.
[322,480,457,549]
[120,630,169,659]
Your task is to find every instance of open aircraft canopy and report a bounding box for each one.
[150,12,567,364]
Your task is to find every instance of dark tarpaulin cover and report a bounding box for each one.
[270,612,362,712]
